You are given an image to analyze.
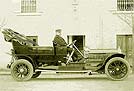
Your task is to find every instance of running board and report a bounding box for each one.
[35,69,92,73]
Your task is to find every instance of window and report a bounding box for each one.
[21,0,36,13]
[117,0,134,11]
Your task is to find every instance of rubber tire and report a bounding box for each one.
[11,59,33,81]
[32,71,41,78]
[105,57,130,81]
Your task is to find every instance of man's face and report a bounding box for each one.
[56,31,61,36]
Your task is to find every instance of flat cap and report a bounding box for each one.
[56,29,62,32]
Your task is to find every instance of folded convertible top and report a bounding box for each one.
[2,28,38,46]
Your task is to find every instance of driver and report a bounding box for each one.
[53,29,79,62]
[53,29,67,46]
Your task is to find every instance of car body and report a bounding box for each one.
[2,28,130,81]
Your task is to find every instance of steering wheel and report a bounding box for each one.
[66,40,77,64]
[67,40,77,47]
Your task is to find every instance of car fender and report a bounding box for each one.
[97,53,125,71]
[15,55,36,69]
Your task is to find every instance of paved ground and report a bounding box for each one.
[0,72,134,91]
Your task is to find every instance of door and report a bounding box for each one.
[117,35,132,66]
[126,35,132,66]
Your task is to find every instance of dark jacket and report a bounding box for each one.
[53,35,67,46]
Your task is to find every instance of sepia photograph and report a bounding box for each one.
[0,0,134,91]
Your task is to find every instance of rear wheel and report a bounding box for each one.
[32,71,41,78]
[105,57,130,81]
[11,59,33,81]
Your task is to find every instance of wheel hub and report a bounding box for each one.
[18,66,28,74]
[19,68,25,73]
[116,67,120,71]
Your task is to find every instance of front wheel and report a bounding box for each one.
[11,59,33,81]
[105,57,130,81]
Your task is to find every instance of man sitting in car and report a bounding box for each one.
[53,29,79,62]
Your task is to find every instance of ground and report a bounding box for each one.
[0,72,134,91]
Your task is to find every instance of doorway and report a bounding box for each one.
[117,34,132,66]
[67,35,85,50]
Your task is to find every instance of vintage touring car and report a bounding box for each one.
[2,28,130,81]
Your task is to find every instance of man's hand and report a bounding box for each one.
[67,44,70,47]
[67,40,77,47]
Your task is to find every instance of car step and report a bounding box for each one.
[35,69,92,73]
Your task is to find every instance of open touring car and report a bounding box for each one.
[2,28,130,81]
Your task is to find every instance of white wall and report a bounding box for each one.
[0,0,132,68]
